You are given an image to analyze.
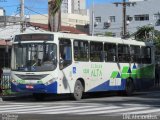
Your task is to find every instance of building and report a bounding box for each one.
[61,0,87,15]
[29,13,89,27]
[0,7,4,16]
[61,0,72,13]
[90,0,160,37]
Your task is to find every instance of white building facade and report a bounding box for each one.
[90,0,160,37]
[0,7,4,16]
[61,0,87,15]
[29,13,89,27]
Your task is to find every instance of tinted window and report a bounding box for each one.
[118,44,130,62]
[74,40,89,61]
[141,46,151,64]
[104,43,117,62]
[130,45,141,63]
[90,42,103,62]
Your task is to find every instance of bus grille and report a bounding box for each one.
[15,74,48,80]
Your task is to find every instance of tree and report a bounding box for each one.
[133,25,154,41]
[132,25,160,56]
[48,0,63,31]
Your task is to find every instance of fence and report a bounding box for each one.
[0,69,11,91]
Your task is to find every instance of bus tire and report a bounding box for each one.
[72,80,84,100]
[125,78,134,96]
[33,93,45,101]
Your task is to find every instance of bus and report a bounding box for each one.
[11,32,155,100]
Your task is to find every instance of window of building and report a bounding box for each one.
[110,16,116,22]
[59,39,72,69]
[130,45,141,63]
[74,40,89,61]
[104,43,117,62]
[154,13,160,20]
[134,14,149,21]
[154,13,160,26]
[118,44,130,62]
[141,46,151,64]
[95,17,101,23]
[90,42,103,62]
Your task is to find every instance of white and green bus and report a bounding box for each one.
[11,32,155,100]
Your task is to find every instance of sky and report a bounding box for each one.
[0,0,122,16]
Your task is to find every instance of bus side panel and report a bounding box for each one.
[57,62,155,94]
[133,64,155,90]
[86,63,155,92]
[57,65,76,94]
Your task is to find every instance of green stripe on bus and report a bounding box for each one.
[122,66,129,73]
[111,71,118,78]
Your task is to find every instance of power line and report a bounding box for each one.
[25,6,48,17]
[1,5,19,7]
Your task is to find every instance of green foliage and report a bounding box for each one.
[134,25,154,41]
[133,25,160,55]
[133,26,160,55]
[50,0,63,16]
[105,32,114,37]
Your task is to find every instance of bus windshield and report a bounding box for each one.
[13,43,57,72]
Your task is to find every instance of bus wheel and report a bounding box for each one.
[125,78,134,96]
[72,80,84,100]
[33,93,45,101]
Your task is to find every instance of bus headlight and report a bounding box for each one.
[12,80,19,85]
[44,78,57,86]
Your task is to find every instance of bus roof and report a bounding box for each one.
[14,32,153,47]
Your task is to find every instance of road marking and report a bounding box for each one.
[42,106,121,114]
[77,107,150,115]
[0,105,95,114]
[0,105,70,112]
[0,102,159,116]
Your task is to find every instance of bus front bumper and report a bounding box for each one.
[11,81,57,93]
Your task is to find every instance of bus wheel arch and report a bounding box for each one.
[125,77,134,96]
[72,78,85,100]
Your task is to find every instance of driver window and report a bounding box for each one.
[59,39,72,69]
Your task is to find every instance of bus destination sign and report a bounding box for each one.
[15,34,54,41]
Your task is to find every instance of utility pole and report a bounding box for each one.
[114,0,136,38]
[20,0,25,33]
[91,0,94,36]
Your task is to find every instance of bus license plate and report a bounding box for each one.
[26,85,34,89]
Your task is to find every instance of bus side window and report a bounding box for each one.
[130,45,141,63]
[118,44,130,63]
[141,46,151,64]
[59,39,72,70]
[104,43,117,62]
[90,42,103,62]
[74,40,89,61]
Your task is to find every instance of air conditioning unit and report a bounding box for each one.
[103,22,111,29]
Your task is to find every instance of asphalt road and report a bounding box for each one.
[0,90,160,120]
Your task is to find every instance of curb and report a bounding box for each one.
[1,93,32,101]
